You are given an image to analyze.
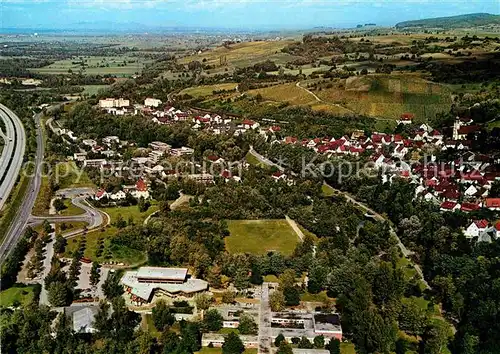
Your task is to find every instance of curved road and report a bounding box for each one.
[0,103,26,211]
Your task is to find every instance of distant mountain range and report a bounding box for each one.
[395,13,500,29]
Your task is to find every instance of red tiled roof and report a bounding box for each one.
[461,203,480,212]
[136,178,147,192]
[95,189,106,198]
[485,198,500,208]
[440,201,457,210]
[458,125,480,135]
[207,155,219,161]
[221,170,232,178]
[474,219,489,229]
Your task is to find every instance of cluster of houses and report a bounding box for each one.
[94,178,150,202]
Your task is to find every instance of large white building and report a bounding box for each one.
[121,267,208,305]
[99,98,130,108]
[145,98,162,108]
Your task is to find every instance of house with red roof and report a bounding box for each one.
[131,178,150,199]
[460,202,481,212]
[464,220,489,238]
[272,171,287,181]
[94,189,109,201]
[485,198,500,210]
[440,201,460,212]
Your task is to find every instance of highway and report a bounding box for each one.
[0,108,43,264]
[0,103,26,211]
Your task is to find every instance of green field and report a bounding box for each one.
[58,198,85,216]
[245,151,270,169]
[56,161,95,189]
[249,83,317,106]
[321,183,336,197]
[313,74,452,121]
[81,84,111,96]
[225,219,300,256]
[63,204,158,264]
[29,56,152,77]
[180,83,238,98]
[179,40,297,69]
[0,285,37,307]
[341,343,357,354]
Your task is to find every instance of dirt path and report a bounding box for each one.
[285,215,305,242]
[295,81,356,114]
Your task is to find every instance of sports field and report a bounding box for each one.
[225,219,300,255]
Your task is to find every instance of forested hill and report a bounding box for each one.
[395,13,500,29]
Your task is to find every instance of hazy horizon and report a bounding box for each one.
[1,0,499,31]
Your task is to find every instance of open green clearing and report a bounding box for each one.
[81,84,111,96]
[245,151,270,169]
[180,83,238,98]
[29,56,152,77]
[63,204,158,265]
[225,219,300,256]
[0,285,37,307]
[56,161,95,189]
[57,198,85,216]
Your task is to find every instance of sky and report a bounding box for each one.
[1,0,499,31]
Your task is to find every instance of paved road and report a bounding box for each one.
[0,103,26,211]
[29,190,106,235]
[0,108,42,264]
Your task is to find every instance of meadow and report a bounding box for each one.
[29,55,152,77]
[63,204,158,265]
[179,40,299,69]
[225,219,300,256]
[180,83,238,98]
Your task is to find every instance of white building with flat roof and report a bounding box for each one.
[99,98,129,108]
[145,98,162,108]
[121,267,208,305]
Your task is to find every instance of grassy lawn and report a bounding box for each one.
[56,161,95,189]
[29,56,152,77]
[225,219,300,256]
[341,342,357,354]
[63,204,157,264]
[56,221,89,235]
[321,183,336,197]
[0,285,37,307]
[64,227,147,265]
[58,198,85,216]
[180,83,238,98]
[397,257,417,280]
[81,84,110,96]
[141,314,161,338]
[263,274,279,282]
[32,175,51,216]
[300,290,334,303]
[248,83,317,106]
[245,151,270,169]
